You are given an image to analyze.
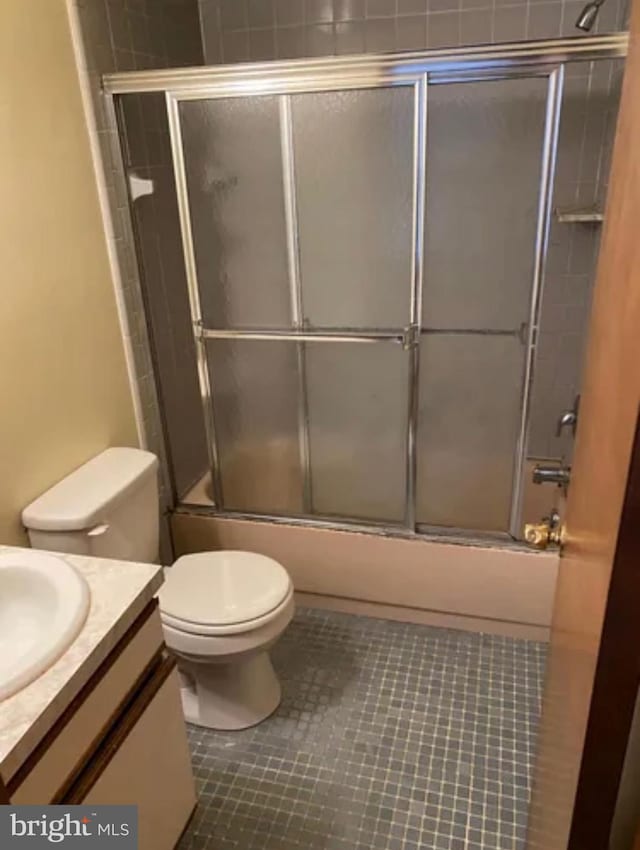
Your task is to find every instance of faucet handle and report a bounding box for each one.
[556,395,580,438]
[523,509,564,550]
[556,411,577,437]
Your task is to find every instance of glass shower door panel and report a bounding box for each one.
[305,343,409,522]
[417,75,550,532]
[422,77,549,330]
[416,335,526,531]
[179,97,291,328]
[205,340,303,514]
[291,87,414,328]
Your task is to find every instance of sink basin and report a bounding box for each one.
[0,551,90,701]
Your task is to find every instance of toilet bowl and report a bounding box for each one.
[21,448,295,732]
[159,550,294,730]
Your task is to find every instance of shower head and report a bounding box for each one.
[575,0,605,31]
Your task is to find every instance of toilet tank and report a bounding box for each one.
[22,448,160,563]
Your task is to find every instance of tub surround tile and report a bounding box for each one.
[0,546,163,783]
[72,0,206,531]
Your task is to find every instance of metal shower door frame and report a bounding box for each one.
[164,64,559,538]
[165,73,427,527]
[415,64,565,539]
[104,34,628,542]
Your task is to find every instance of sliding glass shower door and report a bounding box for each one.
[177,84,418,524]
[180,95,303,515]
[292,89,415,523]
[156,59,562,537]
[417,76,552,533]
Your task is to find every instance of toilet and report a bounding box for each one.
[21,447,294,731]
[159,550,293,729]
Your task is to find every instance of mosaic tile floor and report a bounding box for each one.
[179,608,547,850]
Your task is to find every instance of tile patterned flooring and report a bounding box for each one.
[179,608,547,850]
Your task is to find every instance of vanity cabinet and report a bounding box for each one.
[74,666,195,850]
[5,602,196,850]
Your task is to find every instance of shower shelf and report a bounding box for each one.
[554,206,604,224]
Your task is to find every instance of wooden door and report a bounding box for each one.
[527,3,640,848]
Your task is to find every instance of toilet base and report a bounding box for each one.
[178,651,282,731]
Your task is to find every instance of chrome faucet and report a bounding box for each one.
[532,465,571,486]
[532,396,579,490]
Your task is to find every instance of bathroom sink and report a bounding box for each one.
[0,551,90,701]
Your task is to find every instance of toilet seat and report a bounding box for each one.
[161,585,294,636]
[159,550,293,636]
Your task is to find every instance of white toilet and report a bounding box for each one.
[22,447,294,731]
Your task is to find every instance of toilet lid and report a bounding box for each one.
[158,551,292,627]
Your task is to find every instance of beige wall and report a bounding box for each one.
[0,1,138,546]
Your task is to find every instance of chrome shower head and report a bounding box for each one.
[575,0,604,31]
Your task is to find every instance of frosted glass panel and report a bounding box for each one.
[205,340,303,514]
[306,343,409,522]
[180,97,291,328]
[292,87,414,328]
[422,77,548,330]
[416,335,526,531]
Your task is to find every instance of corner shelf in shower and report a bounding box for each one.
[554,206,604,224]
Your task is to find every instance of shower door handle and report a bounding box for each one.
[419,325,527,340]
[195,325,407,346]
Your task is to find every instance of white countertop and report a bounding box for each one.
[0,546,163,783]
